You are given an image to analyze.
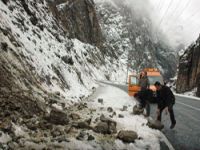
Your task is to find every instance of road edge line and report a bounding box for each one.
[148,117,175,150]
[174,93,200,101]
[160,132,175,150]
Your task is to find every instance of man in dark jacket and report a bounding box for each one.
[154,81,176,129]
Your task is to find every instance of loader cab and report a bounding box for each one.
[128,68,164,96]
[128,74,140,96]
[143,68,164,92]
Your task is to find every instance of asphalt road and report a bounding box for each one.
[100,81,200,150]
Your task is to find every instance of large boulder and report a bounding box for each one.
[94,115,117,134]
[117,130,138,143]
[147,119,164,130]
[133,105,144,115]
[47,109,69,125]
[76,121,92,130]
[94,121,109,134]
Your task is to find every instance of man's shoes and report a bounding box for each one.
[170,121,176,129]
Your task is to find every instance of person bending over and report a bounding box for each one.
[154,81,176,129]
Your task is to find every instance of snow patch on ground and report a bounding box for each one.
[85,84,162,150]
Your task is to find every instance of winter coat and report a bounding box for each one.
[137,89,153,107]
[139,76,150,91]
[156,85,175,109]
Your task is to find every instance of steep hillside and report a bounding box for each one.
[95,0,177,79]
[0,0,126,103]
[176,36,200,97]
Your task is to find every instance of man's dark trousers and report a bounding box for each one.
[157,104,176,124]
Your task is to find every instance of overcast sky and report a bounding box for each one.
[149,0,200,47]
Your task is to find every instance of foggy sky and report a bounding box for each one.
[150,0,200,47]
[95,0,200,48]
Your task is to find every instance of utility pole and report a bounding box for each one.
[126,50,130,84]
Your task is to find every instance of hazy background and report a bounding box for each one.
[95,0,200,49]
[149,0,200,48]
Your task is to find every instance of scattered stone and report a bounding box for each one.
[94,115,117,134]
[90,108,96,114]
[8,142,18,149]
[66,126,78,135]
[30,16,38,25]
[94,117,99,123]
[122,105,128,111]
[39,120,53,130]
[48,98,57,105]
[87,134,95,141]
[61,103,66,109]
[107,107,113,113]
[118,114,124,118]
[47,109,69,125]
[70,113,81,120]
[84,118,92,125]
[51,129,61,137]
[117,130,138,143]
[133,105,144,115]
[61,56,74,65]
[112,112,116,116]
[26,121,38,131]
[94,122,109,134]
[2,0,9,5]
[74,121,92,130]
[98,98,103,104]
[147,119,164,130]
[78,103,88,110]
[55,91,61,96]
[30,137,43,144]
[76,131,87,141]
[0,119,12,132]
[52,135,70,143]
[100,114,116,126]
[1,42,8,52]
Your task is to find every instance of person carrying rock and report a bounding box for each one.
[154,81,176,129]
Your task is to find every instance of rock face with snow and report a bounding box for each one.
[176,36,200,96]
[48,0,103,47]
[95,0,177,79]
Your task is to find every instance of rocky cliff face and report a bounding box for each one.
[176,36,200,96]
[95,0,177,79]
[48,0,103,47]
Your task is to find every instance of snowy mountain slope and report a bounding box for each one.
[0,0,126,105]
[95,0,177,79]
